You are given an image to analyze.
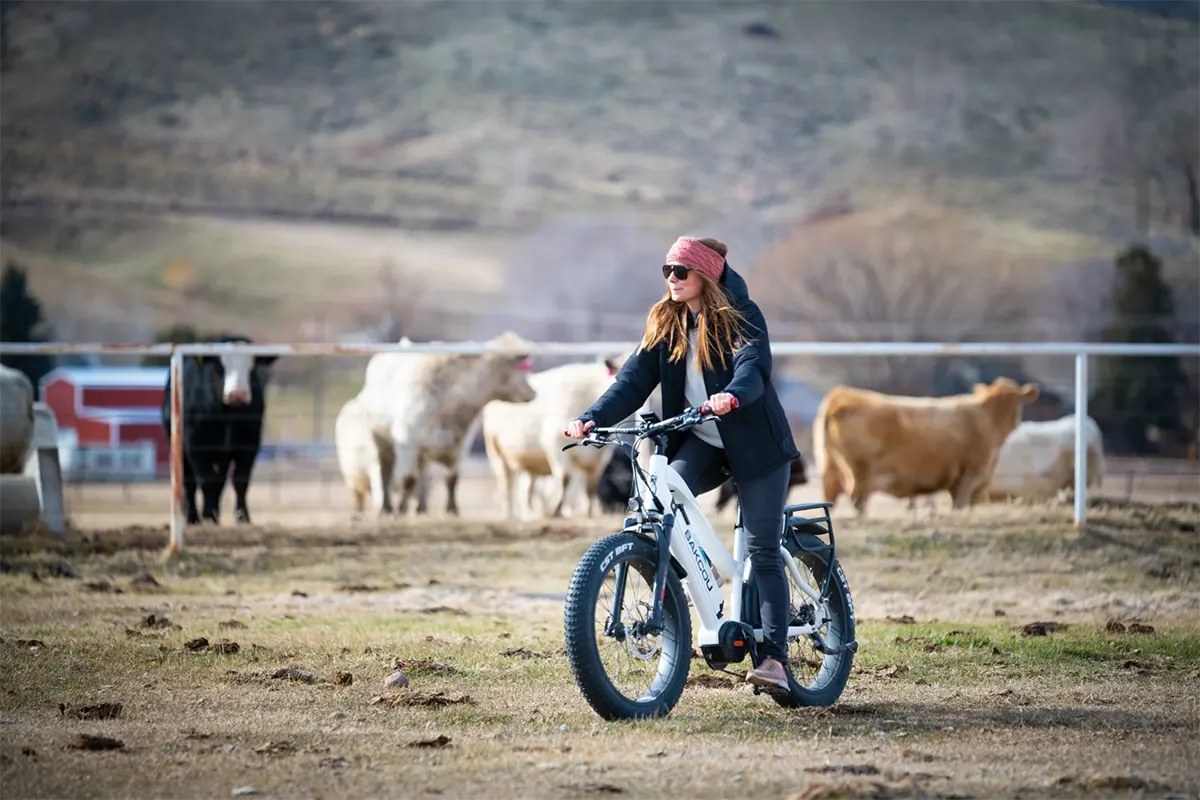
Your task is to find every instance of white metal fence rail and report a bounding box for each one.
[3,340,1197,554]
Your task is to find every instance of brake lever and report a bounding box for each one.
[562,435,608,452]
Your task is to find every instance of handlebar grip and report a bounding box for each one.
[700,396,740,415]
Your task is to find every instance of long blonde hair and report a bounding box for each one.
[639,238,747,372]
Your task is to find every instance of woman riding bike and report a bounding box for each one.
[565,236,800,690]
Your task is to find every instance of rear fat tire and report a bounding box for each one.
[563,533,692,720]
[750,533,856,708]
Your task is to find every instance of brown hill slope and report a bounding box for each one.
[1,0,1196,339]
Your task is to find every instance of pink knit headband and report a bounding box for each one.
[664,237,725,282]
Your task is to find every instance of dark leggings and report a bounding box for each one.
[670,433,792,662]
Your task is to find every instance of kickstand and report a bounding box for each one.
[713,666,747,681]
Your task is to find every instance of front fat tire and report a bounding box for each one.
[563,533,692,721]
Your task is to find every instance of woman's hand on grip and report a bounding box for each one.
[564,419,595,439]
[703,392,739,416]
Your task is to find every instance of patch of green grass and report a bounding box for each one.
[854,620,1200,684]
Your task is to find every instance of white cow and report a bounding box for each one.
[482,356,625,519]
[337,331,537,517]
[335,394,395,517]
[0,365,35,475]
[984,414,1105,503]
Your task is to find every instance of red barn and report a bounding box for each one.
[40,367,169,475]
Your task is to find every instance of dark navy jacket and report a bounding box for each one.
[578,264,800,482]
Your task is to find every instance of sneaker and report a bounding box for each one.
[746,658,790,690]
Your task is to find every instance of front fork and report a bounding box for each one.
[604,562,629,640]
[643,512,675,635]
[606,513,674,640]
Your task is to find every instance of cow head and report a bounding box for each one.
[482,330,538,403]
[601,350,632,377]
[976,377,1040,435]
[197,337,278,406]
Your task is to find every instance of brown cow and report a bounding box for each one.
[813,378,1040,515]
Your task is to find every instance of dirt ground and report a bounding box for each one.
[2,490,1198,799]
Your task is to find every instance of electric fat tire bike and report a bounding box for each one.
[561,405,858,721]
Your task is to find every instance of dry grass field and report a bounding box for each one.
[2,476,1198,798]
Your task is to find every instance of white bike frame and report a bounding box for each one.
[635,425,826,649]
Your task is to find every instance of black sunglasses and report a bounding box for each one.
[662,264,693,280]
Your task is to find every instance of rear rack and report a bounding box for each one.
[782,501,838,601]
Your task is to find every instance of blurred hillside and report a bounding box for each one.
[0,0,1197,344]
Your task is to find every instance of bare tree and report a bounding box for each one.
[477,214,665,359]
[376,259,425,341]
[1163,242,1200,445]
[1053,63,1199,237]
[1056,92,1156,235]
[1020,256,1115,401]
[1155,88,1200,237]
[757,230,1027,395]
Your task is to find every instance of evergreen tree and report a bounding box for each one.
[141,323,202,367]
[1089,245,1189,454]
[140,324,233,366]
[0,261,54,391]
[0,1,17,73]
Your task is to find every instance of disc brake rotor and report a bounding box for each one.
[626,632,661,661]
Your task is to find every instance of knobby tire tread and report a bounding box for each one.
[563,533,691,721]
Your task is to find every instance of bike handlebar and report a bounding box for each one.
[561,398,739,452]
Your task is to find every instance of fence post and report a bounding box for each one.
[168,349,186,555]
[1073,353,1089,528]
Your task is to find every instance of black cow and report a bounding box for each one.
[161,337,278,525]
[596,448,635,514]
[596,451,809,515]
